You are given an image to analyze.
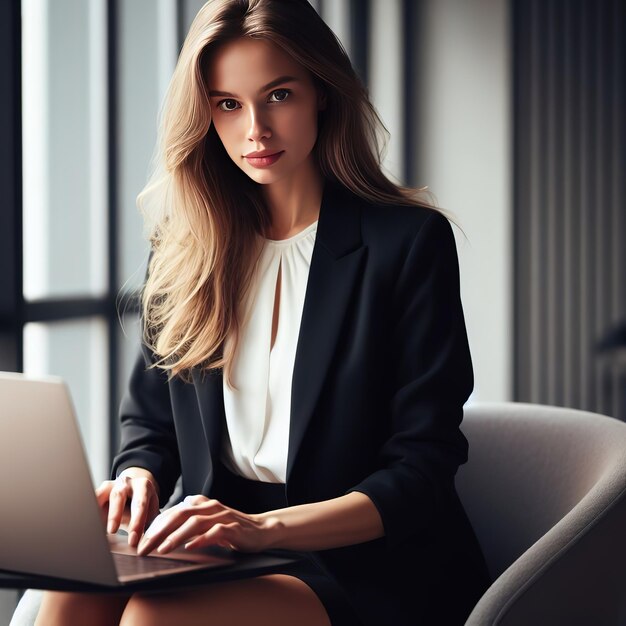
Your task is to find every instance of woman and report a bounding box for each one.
[37,0,490,624]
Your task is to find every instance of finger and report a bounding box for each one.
[106,476,131,534]
[95,481,115,526]
[183,494,210,507]
[95,481,114,507]
[138,499,220,555]
[184,522,238,551]
[137,506,186,555]
[126,478,158,546]
[155,515,212,554]
[156,509,235,554]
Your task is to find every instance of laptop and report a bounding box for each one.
[0,372,291,587]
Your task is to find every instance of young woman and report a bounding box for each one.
[37,0,490,624]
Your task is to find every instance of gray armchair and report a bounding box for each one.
[459,402,626,625]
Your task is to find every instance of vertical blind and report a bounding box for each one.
[514,0,626,419]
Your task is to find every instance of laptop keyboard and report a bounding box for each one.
[112,552,195,577]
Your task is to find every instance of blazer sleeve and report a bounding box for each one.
[346,210,473,550]
[111,339,181,507]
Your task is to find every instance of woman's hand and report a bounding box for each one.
[136,495,281,556]
[95,467,160,548]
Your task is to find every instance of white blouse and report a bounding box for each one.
[220,220,319,483]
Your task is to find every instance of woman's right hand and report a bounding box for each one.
[96,467,160,548]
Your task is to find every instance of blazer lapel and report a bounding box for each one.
[191,368,225,493]
[287,181,366,482]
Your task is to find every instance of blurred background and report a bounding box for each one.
[0,0,624,619]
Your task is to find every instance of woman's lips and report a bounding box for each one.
[244,151,284,168]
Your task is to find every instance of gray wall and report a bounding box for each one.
[413,0,512,402]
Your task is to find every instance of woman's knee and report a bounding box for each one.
[35,590,129,626]
[120,576,330,626]
[119,592,180,626]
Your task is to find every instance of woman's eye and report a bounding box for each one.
[269,89,291,103]
[217,99,240,112]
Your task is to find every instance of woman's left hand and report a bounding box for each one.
[136,495,280,556]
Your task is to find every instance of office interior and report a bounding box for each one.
[0,0,624,622]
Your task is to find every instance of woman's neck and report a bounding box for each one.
[261,168,324,240]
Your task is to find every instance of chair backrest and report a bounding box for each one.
[457,402,626,625]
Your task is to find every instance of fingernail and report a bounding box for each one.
[128,531,138,547]
[157,540,172,554]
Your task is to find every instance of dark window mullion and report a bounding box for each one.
[0,0,23,373]
[176,0,185,53]
[22,297,113,323]
[108,0,121,463]
[402,0,417,186]
[350,0,370,87]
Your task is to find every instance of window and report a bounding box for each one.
[9,0,205,484]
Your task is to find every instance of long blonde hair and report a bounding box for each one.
[139,0,433,383]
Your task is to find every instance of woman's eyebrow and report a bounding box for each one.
[209,75,298,98]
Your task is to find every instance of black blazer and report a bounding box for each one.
[113,181,490,625]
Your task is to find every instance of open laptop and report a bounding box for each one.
[0,372,289,587]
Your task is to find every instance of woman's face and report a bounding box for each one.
[206,37,325,187]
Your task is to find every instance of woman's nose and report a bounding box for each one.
[247,108,272,142]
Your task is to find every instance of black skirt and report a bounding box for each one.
[211,463,363,626]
